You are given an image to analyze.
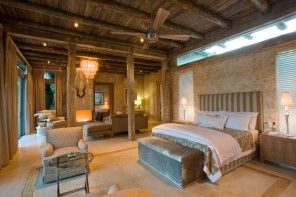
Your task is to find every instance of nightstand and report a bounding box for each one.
[260,132,296,168]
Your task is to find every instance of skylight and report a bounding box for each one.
[177,16,296,66]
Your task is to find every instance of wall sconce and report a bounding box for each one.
[181,97,187,120]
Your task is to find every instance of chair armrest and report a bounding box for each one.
[41,143,54,159]
[78,139,88,152]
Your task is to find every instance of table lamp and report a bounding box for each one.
[181,97,187,120]
[280,91,293,137]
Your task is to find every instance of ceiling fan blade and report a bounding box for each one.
[110,31,146,37]
[159,34,191,41]
[152,8,170,32]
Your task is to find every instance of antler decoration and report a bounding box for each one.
[76,85,86,98]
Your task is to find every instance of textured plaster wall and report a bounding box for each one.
[171,39,296,125]
[178,72,194,121]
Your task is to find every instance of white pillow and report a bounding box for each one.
[226,112,258,130]
[197,114,228,130]
[225,115,252,131]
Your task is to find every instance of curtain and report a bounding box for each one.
[33,69,45,112]
[54,71,63,116]
[25,66,34,134]
[0,25,9,169]
[0,29,18,169]
[5,37,18,159]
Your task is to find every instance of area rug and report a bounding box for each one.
[22,147,293,197]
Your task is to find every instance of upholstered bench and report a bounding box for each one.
[138,136,203,188]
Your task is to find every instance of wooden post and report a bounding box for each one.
[66,39,76,126]
[160,58,171,123]
[127,48,135,140]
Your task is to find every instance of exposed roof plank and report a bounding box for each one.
[85,0,203,39]
[168,0,231,28]
[0,0,183,48]
[172,0,296,57]
[248,0,270,13]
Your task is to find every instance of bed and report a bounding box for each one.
[152,91,263,182]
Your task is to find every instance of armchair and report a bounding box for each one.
[41,127,88,183]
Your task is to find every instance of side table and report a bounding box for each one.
[36,126,48,142]
[260,132,296,168]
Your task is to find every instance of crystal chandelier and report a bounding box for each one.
[80,59,99,79]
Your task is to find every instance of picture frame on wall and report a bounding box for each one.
[95,92,104,105]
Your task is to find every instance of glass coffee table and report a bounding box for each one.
[49,152,94,197]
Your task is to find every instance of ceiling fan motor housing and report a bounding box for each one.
[147,30,158,42]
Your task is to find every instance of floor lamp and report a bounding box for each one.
[181,97,187,120]
[280,91,293,137]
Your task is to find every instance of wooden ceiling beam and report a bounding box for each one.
[248,0,270,13]
[172,0,296,57]
[17,43,162,67]
[0,0,182,48]
[168,0,231,28]
[85,0,203,39]
[1,17,167,54]
[3,24,167,60]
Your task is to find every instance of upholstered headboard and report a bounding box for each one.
[198,91,263,131]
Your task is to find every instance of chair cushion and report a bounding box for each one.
[46,146,79,160]
[47,127,82,149]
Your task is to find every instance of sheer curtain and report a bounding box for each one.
[0,27,18,169]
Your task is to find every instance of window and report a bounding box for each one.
[177,15,296,66]
[276,49,296,135]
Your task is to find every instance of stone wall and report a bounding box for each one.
[171,39,296,126]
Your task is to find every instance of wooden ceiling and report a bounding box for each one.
[0,0,295,74]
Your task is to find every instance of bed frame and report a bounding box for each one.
[198,91,263,175]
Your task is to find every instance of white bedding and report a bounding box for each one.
[153,123,242,166]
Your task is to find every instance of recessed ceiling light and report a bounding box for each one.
[140,70,143,73]
[140,38,144,43]
[43,42,47,47]
[47,61,50,64]
[74,22,79,28]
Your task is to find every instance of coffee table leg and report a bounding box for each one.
[85,169,89,194]
[57,168,60,196]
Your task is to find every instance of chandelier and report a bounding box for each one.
[80,59,99,79]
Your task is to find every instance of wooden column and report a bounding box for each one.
[66,39,76,126]
[160,58,171,123]
[127,48,135,140]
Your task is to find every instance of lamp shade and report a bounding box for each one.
[281,91,293,106]
[181,97,188,106]
[76,109,92,122]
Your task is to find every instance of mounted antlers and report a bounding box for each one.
[76,85,86,98]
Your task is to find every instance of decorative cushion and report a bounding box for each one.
[196,114,228,130]
[225,115,252,131]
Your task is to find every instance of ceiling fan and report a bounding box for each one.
[110,8,192,48]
